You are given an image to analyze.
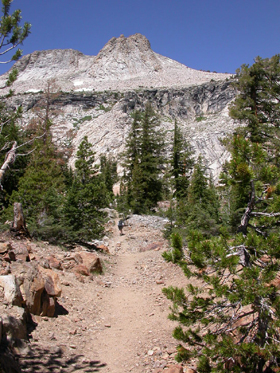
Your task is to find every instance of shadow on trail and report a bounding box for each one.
[18,344,106,372]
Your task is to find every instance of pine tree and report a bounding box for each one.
[229,55,280,143]
[0,0,31,211]
[100,154,118,201]
[8,122,66,240]
[174,157,220,238]
[120,110,141,209]
[121,104,165,214]
[163,55,280,372]
[171,120,193,199]
[63,136,109,242]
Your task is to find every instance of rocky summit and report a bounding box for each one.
[1,33,239,178]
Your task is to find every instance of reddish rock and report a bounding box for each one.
[97,244,110,254]
[24,272,45,315]
[165,365,183,373]
[19,264,61,316]
[74,264,90,276]
[3,251,16,262]
[9,243,30,261]
[38,266,62,297]
[0,242,11,254]
[41,292,56,317]
[47,255,62,270]
[77,252,103,274]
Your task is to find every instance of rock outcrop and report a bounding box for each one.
[0,33,239,179]
[0,33,231,94]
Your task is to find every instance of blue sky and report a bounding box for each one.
[0,0,279,76]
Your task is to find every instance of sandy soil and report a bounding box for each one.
[18,215,189,373]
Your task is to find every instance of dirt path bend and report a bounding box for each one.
[18,214,188,373]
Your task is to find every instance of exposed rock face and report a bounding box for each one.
[0,33,231,94]
[0,33,239,179]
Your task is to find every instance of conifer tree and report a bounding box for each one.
[173,157,220,238]
[121,104,165,213]
[100,154,118,201]
[0,0,31,209]
[120,110,141,209]
[8,119,66,240]
[163,55,280,372]
[63,136,109,243]
[171,120,193,199]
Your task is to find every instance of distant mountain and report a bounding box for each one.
[0,33,230,94]
[1,33,237,180]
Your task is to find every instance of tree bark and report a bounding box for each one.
[0,141,17,186]
[237,181,255,235]
[10,202,29,237]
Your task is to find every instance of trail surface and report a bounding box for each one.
[19,214,188,373]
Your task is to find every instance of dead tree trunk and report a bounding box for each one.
[237,181,255,235]
[10,202,29,237]
[0,141,17,187]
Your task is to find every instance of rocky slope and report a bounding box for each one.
[1,33,239,178]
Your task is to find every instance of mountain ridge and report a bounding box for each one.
[1,33,238,180]
[0,33,231,94]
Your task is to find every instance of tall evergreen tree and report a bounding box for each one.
[7,119,66,240]
[63,136,109,243]
[100,154,118,201]
[163,55,280,373]
[121,104,165,214]
[120,111,141,209]
[171,120,194,199]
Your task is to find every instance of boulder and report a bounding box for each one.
[22,270,45,315]
[47,255,62,270]
[140,242,163,252]
[12,261,43,313]
[0,242,11,254]
[12,261,61,316]
[74,264,90,276]
[38,266,62,297]
[0,274,22,306]
[1,306,28,340]
[9,242,30,262]
[75,252,103,274]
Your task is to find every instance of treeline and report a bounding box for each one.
[0,97,219,243]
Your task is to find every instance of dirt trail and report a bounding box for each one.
[93,218,186,372]
[18,215,188,373]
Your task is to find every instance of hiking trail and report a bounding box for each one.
[18,214,189,373]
